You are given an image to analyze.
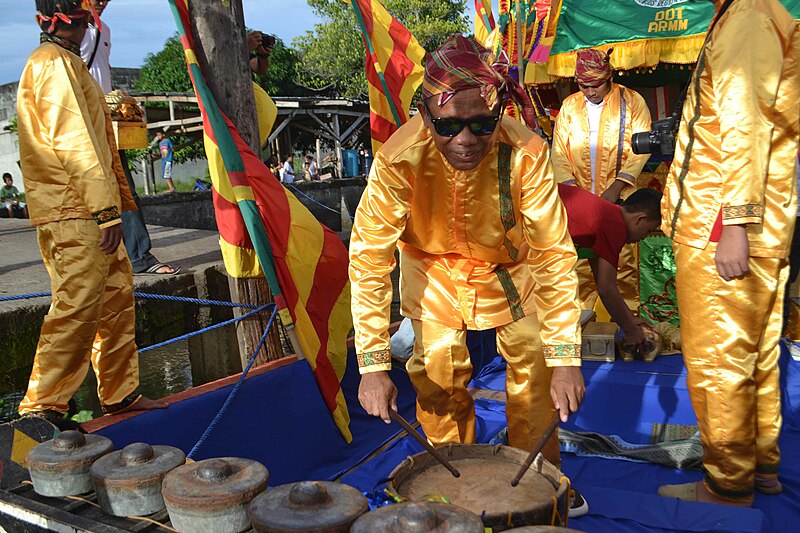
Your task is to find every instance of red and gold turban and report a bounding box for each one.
[421,34,538,130]
[36,0,101,33]
[575,48,613,86]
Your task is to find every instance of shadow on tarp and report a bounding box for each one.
[93,350,417,486]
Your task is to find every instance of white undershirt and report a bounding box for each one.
[80,23,113,94]
[586,99,605,194]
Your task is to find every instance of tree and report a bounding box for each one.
[132,33,306,162]
[294,0,468,99]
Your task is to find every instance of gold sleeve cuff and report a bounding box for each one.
[616,173,636,186]
[357,350,392,372]
[722,204,764,225]
[359,363,393,374]
[543,344,582,368]
[93,206,121,227]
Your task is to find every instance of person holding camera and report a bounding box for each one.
[247,31,279,154]
[658,0,800,507]
[248,30,275,77]
[551,49,652,318]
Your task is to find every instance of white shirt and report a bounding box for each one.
[80,23,113,93]
[586,99,605,195]
[282,161,295,184]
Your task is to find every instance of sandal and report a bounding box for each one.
[141,262,182,275]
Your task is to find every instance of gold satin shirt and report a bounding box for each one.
[349,114,582,374]
[17,42,135,228]
[662,0,800,257]
[551,83,652,194]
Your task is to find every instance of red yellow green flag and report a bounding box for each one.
[168,0,353,442]
[349,0,426,153]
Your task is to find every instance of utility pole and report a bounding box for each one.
[188,0,283,366]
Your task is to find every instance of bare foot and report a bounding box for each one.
[103,395,168,416]
[126,396,169,412]
[695,481,752,507]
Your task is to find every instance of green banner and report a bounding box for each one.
[552,0,800,55]
[639,234,679,326]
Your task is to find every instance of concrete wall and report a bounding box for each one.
[131,158,210,191]
[141,190,217,231]
[0,131,21,191]
[0,264,242,395]
[0,82,18,131]
[139,178,368,232]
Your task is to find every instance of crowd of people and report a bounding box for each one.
[9,0,800,519]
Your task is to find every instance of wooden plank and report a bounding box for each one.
[0,488,127,533]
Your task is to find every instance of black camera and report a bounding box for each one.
[262,33,276,49]
[631,114,678,156]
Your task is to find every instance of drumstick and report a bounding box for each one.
[389,410,460,478]
[510,413,560,487]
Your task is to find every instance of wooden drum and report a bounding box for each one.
[387,444,570,531]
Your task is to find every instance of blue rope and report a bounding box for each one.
[0,292,51,302]
[134,292,259,309]
[0,291,259,309]
[286,183,355,220]
[186,305,279,459]
[139,303,274,353]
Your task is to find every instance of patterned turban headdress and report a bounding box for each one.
[421,34,538,130]
[35,0,101,34]
[575,48,613,86]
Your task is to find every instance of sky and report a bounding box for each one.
[0,0,323,85]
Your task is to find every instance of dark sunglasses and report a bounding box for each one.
[423,100,502,138]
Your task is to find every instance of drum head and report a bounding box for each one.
[388,444,569,531]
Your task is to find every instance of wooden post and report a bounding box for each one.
[141,159,151,195]
[188,0,283,366]
[333,113,342,178]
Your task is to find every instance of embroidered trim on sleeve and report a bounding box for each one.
[92,206,121,225]
[722,204,763,220]
[357,350,392,368]
[543,344,581,359]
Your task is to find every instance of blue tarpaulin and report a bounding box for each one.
[96,337,800,532]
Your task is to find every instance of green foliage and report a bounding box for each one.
[71,410,94,423]
[135,36,193,94]
[254,39,307,97]
[295,0,469,99]
[7,116,17,133]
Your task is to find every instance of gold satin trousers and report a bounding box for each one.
[576,243,639,313]
[19,219,139,415]
[675,242,785,501]
[407,314,560,465]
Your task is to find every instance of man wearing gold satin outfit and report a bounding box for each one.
[16,0,164,426]
[350,35,584,482]
[659,0,800,507]
[552,49,651,313]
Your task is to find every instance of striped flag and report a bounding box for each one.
[349,0,426,153]
[167,0,353,442]
[474,0,496,47]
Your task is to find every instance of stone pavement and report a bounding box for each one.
[0,218,224,313]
